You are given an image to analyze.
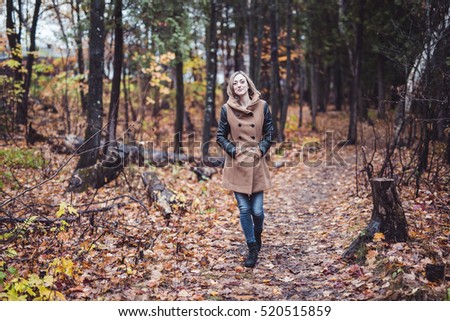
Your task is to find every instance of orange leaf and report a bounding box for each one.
[373,232,385,242]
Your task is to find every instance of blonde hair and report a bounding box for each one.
[227,71,261,100]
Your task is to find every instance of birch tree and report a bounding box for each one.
[404,6,450,114]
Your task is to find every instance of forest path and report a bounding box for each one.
[168,147,363,301]
[121,146,364,301]
[260,149,358,300]
[223,148,360,300]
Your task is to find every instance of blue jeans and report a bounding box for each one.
[234,191,264,244]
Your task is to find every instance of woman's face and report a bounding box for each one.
[232,73,249,98]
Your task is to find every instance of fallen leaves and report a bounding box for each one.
[1,109,449,302]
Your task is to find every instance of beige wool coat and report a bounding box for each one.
[217,98,273,195]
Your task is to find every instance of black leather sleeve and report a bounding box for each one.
[258,102,275,156]
[216,105,236,158]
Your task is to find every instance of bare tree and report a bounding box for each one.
[106,0,124,150]
[338,0,365,144]
[174,50,185,155]
[405,6,450,114]
[6,0,23,126]
[17,0,42,126]
[280,0,293,141]
[53,0,72,133]
[269,0,280,138]
[202,0,218,158]
[76,0,105,169]
[72,0,88,113]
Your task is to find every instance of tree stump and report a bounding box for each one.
[344,178,408,259]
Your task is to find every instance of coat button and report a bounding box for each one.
[238,123,242,127]
[251,136,256,140]
[251,124,255,127]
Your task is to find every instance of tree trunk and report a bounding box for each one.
[294,4,304,127]
[18,0,42,126]
[122,61,131,139]
[184,110,195,134]
[211,25,219,128]
[298,60,305,128]
[319,65,330,113]
[393,89,405,142]
[202,0,218,157]
[221,3,232,103]
[269,0,280,138]
[106,0,123,150]
[417,121,430,174]
[334,58,343,111]
[344,178,408,259]
[310,61,319,131]
[377,53,386,119]
[280,0,293,142]
[73,0,88,114]
[248,0,256,81]
[234,1,245,72]
[174,50,185,155]
[53,0,71,133]
[436,104,446,142]
[339,0,364,144]
[405,6,450,114]
[76,0,105,169]
[346,59,357,143]
[253,1,264,89]
[355,0,366,121]
[338,0,349,118]
[6,0,23,127]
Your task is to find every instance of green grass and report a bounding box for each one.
[0,148,46,189]
[0,148,45,169]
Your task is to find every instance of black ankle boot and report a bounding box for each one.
[255,231,262,252]
[244,242,259,268]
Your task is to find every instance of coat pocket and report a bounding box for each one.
[236,142,261,168]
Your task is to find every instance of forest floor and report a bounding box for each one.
[1,106,449,301]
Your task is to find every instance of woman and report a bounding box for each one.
[216,71,274,268]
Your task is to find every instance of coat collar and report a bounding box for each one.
[226,94,261,114]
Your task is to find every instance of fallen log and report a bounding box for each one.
[141,172,185,221]
[50,134,84,154]
[190,166,218,181]
[50,135,225,168]
[65,144,223,192]
[344,178,408,259]
[67,162,123,192]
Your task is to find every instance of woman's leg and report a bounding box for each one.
[234,192,256,244]
[235,191,262,267]
[251,191,264,251]
[250,191,264,235]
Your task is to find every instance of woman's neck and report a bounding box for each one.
[238,93,251,108]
